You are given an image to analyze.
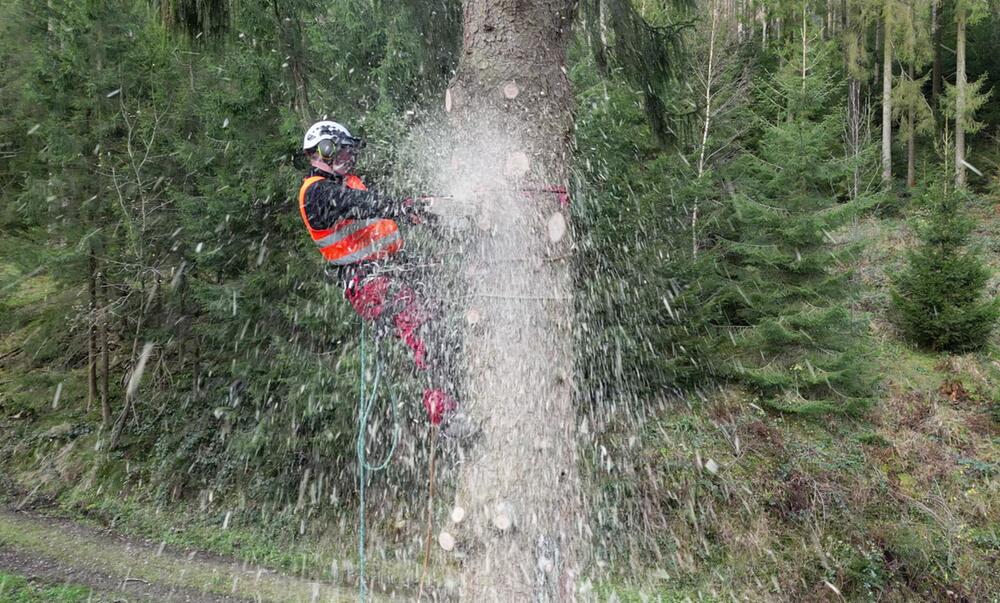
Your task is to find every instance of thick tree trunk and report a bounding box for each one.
[446,1,583,600]
[955,4,966,187]
[881,0,893,185]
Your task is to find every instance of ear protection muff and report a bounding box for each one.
[316,138,338,159]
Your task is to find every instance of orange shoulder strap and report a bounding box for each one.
[298,175,326,229]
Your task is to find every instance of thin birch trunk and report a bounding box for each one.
[954,3,967,187]
[881,0,893,185]
[695,0,722,256]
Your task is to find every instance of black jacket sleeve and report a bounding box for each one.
[303,178,405,230]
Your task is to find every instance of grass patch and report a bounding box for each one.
[0,571,100,603]
[59,489,446,589]
[593,369,999,600]
[0,512,361,602]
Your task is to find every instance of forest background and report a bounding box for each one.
[1,0,1000,600]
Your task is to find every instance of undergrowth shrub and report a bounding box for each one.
[891,184,1000,352]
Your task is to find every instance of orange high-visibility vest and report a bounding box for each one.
[297,174,403,266]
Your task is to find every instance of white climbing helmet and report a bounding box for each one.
[303,120,364,175]
[302,120,353,151]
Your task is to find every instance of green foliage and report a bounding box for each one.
[942,73,993,135]
[572,45,723,399]
[581,0,696,145]
[0,0,452,514]
[705,42,876,414]
[892,72,935,139]
[891,184,1000,351]
[0,0,997,599]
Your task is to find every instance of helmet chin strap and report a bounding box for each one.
[310,157,349,176]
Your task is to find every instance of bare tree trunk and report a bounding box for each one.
[695,0,722,256]
[88,248,99,411]
[847,78,863,198]
[954,3,966,187]
[801,3,808,88]
[446,1,583,600]
[881,0,893,186]
[931,0,942,123]
[191,333,200,398]
[907,61,916,188]
[46,0,54,37]
[100,269,111,429]
[843,0,862,199]
[761,5,768,45]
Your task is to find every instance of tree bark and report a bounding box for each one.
[88,248,99,410]
[695,0,722,256]
[881,0,893,185]
[801,4,808,88]
[954,2,966,187]
[100,268,111,429]
[931,0,942,123]
[848,77,863,199]
[192,333,200,398]
[446,1,583,600]
[907,61,916,188]
[844,0,862,199]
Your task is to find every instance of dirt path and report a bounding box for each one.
[0,508,406,602]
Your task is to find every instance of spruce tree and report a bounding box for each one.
[891,184,999,351]
[709,42,874,414]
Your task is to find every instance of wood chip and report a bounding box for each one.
[505,151,530,177]
[547,212,566,243]
[492,500,514,531]
[438,531,456,551]
[503,81,520,99]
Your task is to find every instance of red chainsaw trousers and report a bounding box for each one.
[344,273,456,424]
[345,274,429,369]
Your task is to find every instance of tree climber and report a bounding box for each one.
[297,120,460,429]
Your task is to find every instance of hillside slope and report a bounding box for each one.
[2,210,999,600]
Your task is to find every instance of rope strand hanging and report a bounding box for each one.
[356,321,400,602]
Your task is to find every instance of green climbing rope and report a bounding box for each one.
[356,321,400,602]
